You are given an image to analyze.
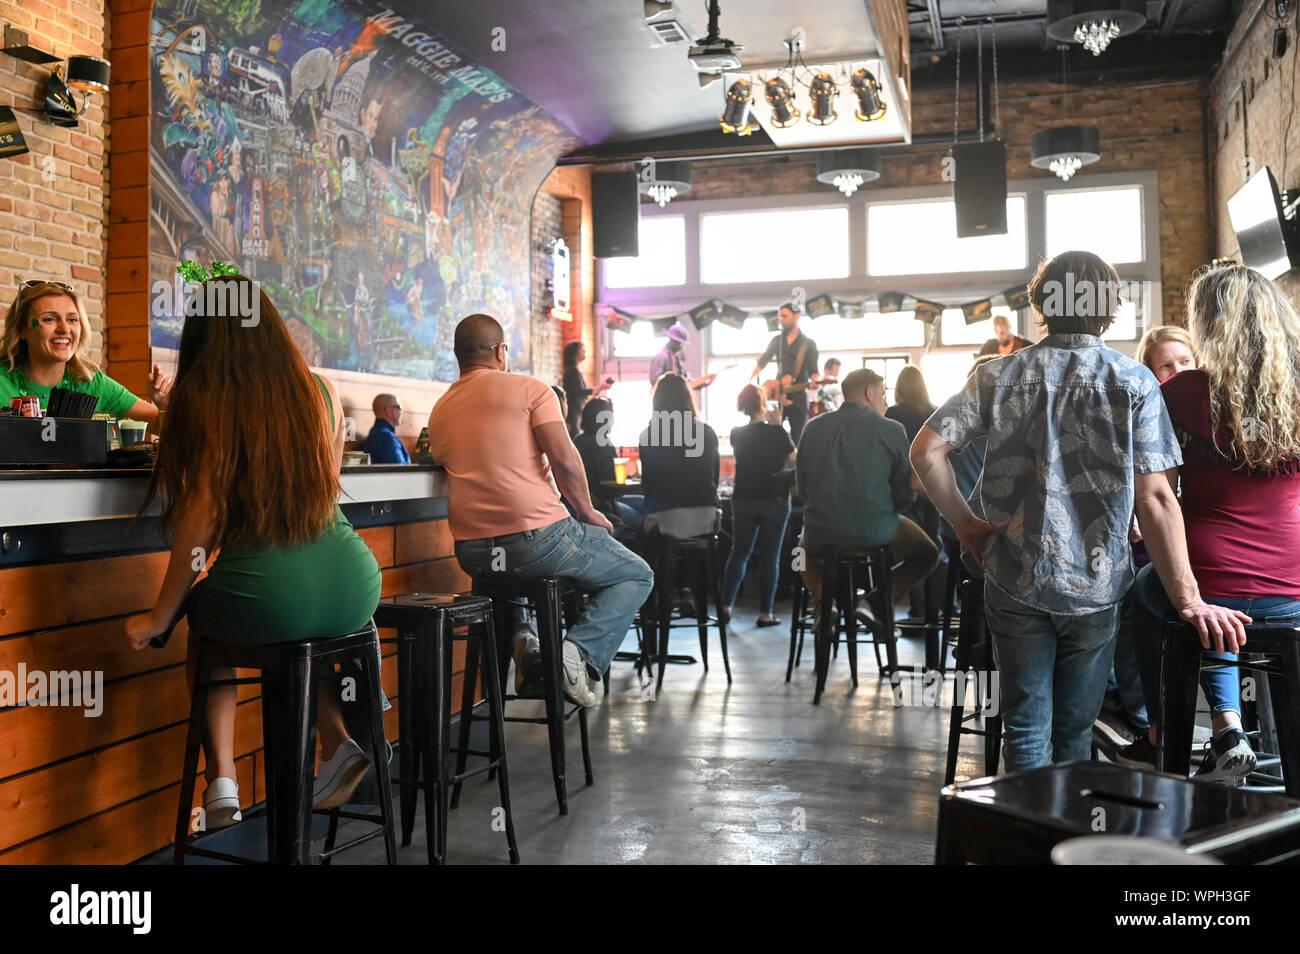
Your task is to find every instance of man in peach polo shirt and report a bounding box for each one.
[429,315,653,707]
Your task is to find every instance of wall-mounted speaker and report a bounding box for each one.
[952,140,1008,238]
[592,171,640,258]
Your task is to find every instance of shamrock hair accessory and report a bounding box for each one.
[176,260,238,283]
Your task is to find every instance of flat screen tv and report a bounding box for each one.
[1227,166,1297,280]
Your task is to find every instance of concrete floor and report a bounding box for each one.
[332,599,982,865]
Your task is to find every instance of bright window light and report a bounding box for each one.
[867,197,1027,275]
[602,216,687,288]
[606,380,653,450]
[710,316,774,355]
[700,207,850,284]
[610,319,667,358]
[921,351,983,407]
[811,312,925,349]
[940,305,1020,347]
[1045,187,1143,264]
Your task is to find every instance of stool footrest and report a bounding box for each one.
[319,824,388,858]
[177,845,269,865]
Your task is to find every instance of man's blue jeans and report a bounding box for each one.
[984,581,1121,773]
[1130,562,1300,724]
[722,496,790,615]
[455,517,654,675]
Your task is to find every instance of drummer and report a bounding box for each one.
[0,279,171,424]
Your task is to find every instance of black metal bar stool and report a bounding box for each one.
[894,503,945,670]
[811,545,898,705]
[785,580,814,682]
[644,531,732,692]
[936,760,1300,864]
[943,578,1002,786]
[359,594,518,864]
[937,536,969,676]
[470,576,593,815]
[1158,622,1300,796]
[173,622,396,865]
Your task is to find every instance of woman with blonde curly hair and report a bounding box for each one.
[0,279,171,421]
[1123,265,1300,783]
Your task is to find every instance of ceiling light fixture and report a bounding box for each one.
[719,78,759,135]
[637,160,693,206]
[764,76,800,127]
[1031,125,1101,181]
[1046,0,1146,57]
[815,148,880,196]
[850,68,886,121]
[807,72,838,126]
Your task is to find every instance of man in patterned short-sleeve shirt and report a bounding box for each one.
[911,251,1250,772]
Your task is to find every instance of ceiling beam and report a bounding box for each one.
[926,0,945,50]
[1159,0,1187,35]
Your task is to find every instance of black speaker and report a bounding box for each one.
[592,172,640,258]
[952,140,1007,238]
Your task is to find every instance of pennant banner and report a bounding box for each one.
[912,300,943,324]
[805,293,835,318]
[961,298,993,325]
[601,305,642,332]
[877,291,906,314]
[1002,285,1030,311]
[650,315,680,334]
[0,107,28,160]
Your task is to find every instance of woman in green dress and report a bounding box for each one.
[1,279,172,421]
[125,275,382,827]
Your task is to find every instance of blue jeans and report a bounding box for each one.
[455,517,654,675]
[1109,587,1150,728]
[984,581,1121,773]
[722,496,791,614]
[1130,562,1300,724]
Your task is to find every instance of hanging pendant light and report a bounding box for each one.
[764,76,800,128]
[807,72,838,126]
[1031,125,1101,181]
[637,160,693,206]
[1046,0,1146,57]
[815,148,880,196]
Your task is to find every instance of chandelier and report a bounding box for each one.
[815,148,881,196]
[636,160,693,207]
[1030,125,1101,181]
[1073,18,1122,55]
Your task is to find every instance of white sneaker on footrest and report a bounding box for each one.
[202,777,243,829]
[313,739,371,809]
[561,640,598,709]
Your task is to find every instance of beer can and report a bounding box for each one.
[9,397,20,415]
[19,396,40,417]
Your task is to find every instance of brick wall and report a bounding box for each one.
[0,0,108,362]
[1208,0,1300,305]
[530,188,564,388]
[687,76,1211,326]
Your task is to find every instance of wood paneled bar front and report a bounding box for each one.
[0,466,469,864]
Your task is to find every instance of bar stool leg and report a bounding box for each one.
[786,584,803,682]
[395,630,418,846]
[943,604,973,787]
[656,543,675,692]
[173,647,212,864]
[263,651,317,864]
[449,632,480,810]
[694,549,710,673]
[843,562,859,688]
[1156,624,1201,776]
[421,613,452,864]
[538,580,570,815]
[359,632,397,865]
[476,614,520,863]
[813,552,836,705]
[1266,643,1300,797]
[707,537,731,683]
[878,553,899,675]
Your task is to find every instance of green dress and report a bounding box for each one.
[0,365,139,417]
[187,377,381,644]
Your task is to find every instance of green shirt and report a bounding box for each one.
[796,401,915,548]
[0,365,140,418]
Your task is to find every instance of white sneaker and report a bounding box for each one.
[561,640,598,708]
[313,739,371,809]
[202,777,243,830]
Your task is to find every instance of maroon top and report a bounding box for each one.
[1162,369,1300,599]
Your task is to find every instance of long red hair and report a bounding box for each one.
[144,277,338,546]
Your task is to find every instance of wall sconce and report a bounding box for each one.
[2,26,110,128]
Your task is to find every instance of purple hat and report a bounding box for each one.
[666,325,690,343]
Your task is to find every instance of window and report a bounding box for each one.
[920,351,980,407]
[703,359,757,446]
[1044,187,1143,264]
[610,318,669,358]
[700,207,850,283]
[861,354,912,405]
[809,312,924,349]
[605,380,653,449]
[710,316,775,356]
[867,197,1027,275]
[939,305,1019,347]
[602,216,686,288]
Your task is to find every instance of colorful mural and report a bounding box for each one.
[148,0,579,379]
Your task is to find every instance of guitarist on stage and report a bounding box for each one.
[649,324,720,391]
[749,302,821,443]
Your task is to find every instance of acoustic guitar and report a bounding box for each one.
[762,374,837,408]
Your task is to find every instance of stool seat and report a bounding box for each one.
[936,760,1300,865]
[174,623,396,866]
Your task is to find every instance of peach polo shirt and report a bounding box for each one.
[428,366,570,541]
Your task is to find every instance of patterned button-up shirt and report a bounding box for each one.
[927,334,1182,615]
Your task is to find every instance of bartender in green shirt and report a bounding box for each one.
[1,279,171,423]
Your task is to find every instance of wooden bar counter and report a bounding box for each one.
[0,465,469,864]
